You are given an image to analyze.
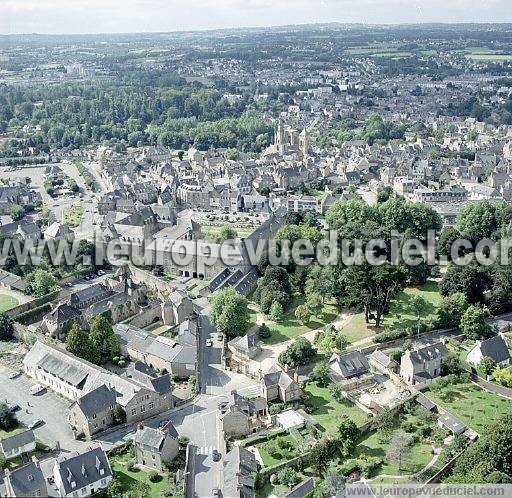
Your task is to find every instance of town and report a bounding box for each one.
[0,20,510,498]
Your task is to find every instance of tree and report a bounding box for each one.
[26,269,58,297]
[210,287,249,338]
[309,362,331,387]
[306,291,323,317]
[129,481,151,498]
[440,263,492,304]
[10,204,24,221]
[295,304,311,325]
[342,263,407,327]
[386,430,412,471]
[212,225,238,243]
[436,292,469,329]
[0,313,14,340]
[323,470,346,497]
[370,406,395,434]
[309,440,332,477]
[269,301,284,322]
[107,477,124,498]
[456,200,497,243]
[66,324,100,364]
[279,337,315,367]
[0,402,17,431]
[89,315,119,361]
[449,415,512,483]
[338,418,360,457]
[460,305,493,340]
[258,323,271,340]
[479,357,496,377]
[277,467,300,488]
[113,404,126,425]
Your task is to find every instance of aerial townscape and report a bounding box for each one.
[0,16,511,498]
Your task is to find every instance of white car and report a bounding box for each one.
[206,339,213,347]
[8,371,21,380]
[28,419,44,429]
[29,384,45,395]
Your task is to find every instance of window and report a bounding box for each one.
[101,479,106,485]
[148,402,154,410]
[131,408,136,416]
[140,405,146,413]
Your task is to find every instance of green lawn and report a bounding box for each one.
[255,434,299,467]
[424,382,511,434]
[0,294,19,312]
[355,429,433,476]
[252,295,340,345]
[110,454,171,498]
[339,281,441,344]
[304,382,369,434]
[63,206,84,227]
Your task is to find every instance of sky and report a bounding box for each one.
[1,0,511,35]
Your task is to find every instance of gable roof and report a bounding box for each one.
[223,447,257,498]
[55,446,112,496]
[75,385,117,418]
[471,334,511,364]
[5,459,46,497]
[0,429,35,454]
[329,351,370,378]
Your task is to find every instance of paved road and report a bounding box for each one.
[0,366,90,453]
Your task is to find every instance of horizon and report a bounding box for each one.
[2,0,512,36]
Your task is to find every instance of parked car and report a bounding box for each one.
[212,450,221,462]
[29,384,45,395]
[28,419,44,429]
[8,371,21,379]
[206,339,213,347]
[6,403,20,412]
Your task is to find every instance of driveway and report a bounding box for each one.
[0,366,90,453]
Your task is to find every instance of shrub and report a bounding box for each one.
[126,459,136,471]
[118,360,126,368]
[148,470,160,482]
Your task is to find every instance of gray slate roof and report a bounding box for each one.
[475,334,511,364]
[76,385,117,418]
[0,429,35,454]
[5,460,47,497]
[223,447,256,498]
[55,446,112,496]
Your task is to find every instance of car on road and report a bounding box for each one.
[28,419,44,429]
[206,339,213,347]
[8,371,21,379]
[212,449,221,461]
[29,384,45,395]
[212,489,221,498]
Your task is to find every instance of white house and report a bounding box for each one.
[466,333,511,368]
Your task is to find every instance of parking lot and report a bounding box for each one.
[0,366,90,453]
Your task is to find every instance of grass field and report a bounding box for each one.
[467,53,512,61]
[304,382,369,434]
[111,454,171,498]
[0,294,19,312]
[255,434,299,467]
[251,295,340,345]
[339,281,442,344]
[63,205,84,228]
[425,382,511,434]
[354,429,433,476]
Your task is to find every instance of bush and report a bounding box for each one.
[148,470,160,482]
[118,360,126,368]
[127,459,136,471]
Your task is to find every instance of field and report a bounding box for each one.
[63,205,84,227]
[249,295,339,345]
[339,281,441,344]
[0,294,19,312]
[202,224,255,241]
[110,454,172,498]
[304,382,369,434]
[354,429,433,476]
[425,382,511,434]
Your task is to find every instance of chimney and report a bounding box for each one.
[293,371,299,383]
[284,364,288,373]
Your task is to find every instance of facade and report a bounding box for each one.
[466,333,511,368]
[67,385,117,439]
[220,391,269,438]
[24,342,174,428]
[0,429,36,460]
[227,332,261,374]
[400,342,449,385]
[133,422,180,471]
[53,446,112,498]
[260,365,301,403]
